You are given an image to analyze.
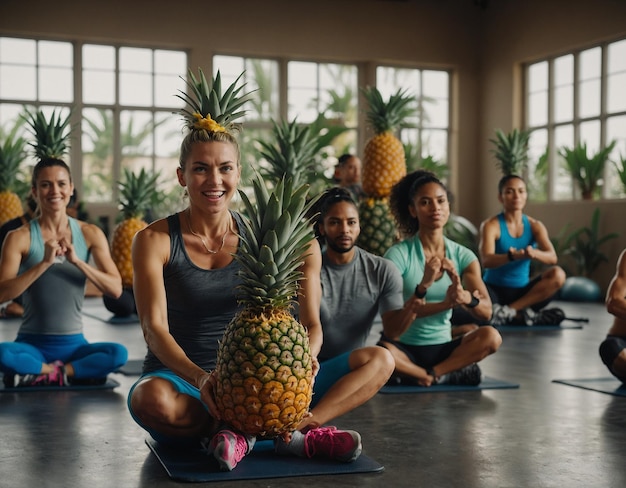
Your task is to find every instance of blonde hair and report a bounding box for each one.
[178,128,241,170]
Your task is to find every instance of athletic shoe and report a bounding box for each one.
[304,426,362,462]
[491,304,517,326]
[206,429,255,471]
[17,361,67,387]
[2,373,15,388]
[531,307,566,326]
[441,363,483,386]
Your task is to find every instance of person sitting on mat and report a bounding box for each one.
[311,186,400,366]
[600,249,626,383]
[127,73,381,472]
[0,117,128,387]
[471,175,566,327]
[378,170,501,387]
[0,195,37,319]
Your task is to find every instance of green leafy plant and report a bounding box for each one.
[560,208,619,278]
[558,140,616,200]
[444,214,479,256]
[403,143,449,181]
[613,152,626,195]
[490,128,530,176]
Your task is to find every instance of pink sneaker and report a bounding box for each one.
[18,361,67,387]
[304,426,362,462]
[207,430,255,471]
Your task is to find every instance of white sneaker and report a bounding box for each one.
[491,304,517,326]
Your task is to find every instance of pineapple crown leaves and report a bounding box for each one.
[362,86,417,135]
[234,174,320,310]
[22,107,72,161]
[176,68,255,134]
[0,130,28,192]
[118,167,162,220]
[256,118,320,188]
[490,128,531,176]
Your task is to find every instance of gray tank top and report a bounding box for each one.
[143,211,245,373]
[19,218,89,335]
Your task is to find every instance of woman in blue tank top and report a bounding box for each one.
[0,155,127,387]
[479,175,566,326]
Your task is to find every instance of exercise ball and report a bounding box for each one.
[559,276,602,302]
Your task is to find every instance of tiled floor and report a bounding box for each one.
[0,298,624,487]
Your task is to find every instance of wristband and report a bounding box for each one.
[507,249,514,261]
[467,295,480,308]
[414,284,427,298]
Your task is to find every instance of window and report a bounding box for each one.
[376,66,450,182]
[525,38,626,201]
[0,36,188,219]
[81,45,187,206]
[214,55,359,188]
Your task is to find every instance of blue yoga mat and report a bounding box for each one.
[379,376,519,394]
[0,376,120,392]
[552,377,626,397]
[146,436,384,482]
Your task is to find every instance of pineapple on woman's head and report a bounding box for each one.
[22,108,74,214]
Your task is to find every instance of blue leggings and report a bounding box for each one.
[0,333,128,378]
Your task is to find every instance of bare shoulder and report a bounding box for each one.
[480,215,500,232]
[134,217,171,249]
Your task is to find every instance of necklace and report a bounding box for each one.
[187,211,231,254]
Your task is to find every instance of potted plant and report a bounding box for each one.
[558,140,616,200]
[558,208,619,302]
[490,128,531,176]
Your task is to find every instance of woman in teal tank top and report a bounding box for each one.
[378,170,502,387]
[0,156,128,387]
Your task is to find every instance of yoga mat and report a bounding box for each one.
[552,377,626,397]
[379,376,519,394]
[116,358,144,376]
[146,436,384,482]
[0,376,120,392]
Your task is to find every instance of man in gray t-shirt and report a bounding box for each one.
[315,188,416,362]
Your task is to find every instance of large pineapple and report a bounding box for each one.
[214,175,317,437]
[0,129,27,226]
[111,167,160,288]
[357,87,415,256]
[360,86,414,199]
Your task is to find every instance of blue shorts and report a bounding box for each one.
[127,370,205,447]
[127,353,353,444]
[312,352,352,408]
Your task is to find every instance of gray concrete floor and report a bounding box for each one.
[0,298,624,487]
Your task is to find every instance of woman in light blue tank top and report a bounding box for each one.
[0,155,128,387]
[377,170,501,387]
